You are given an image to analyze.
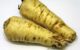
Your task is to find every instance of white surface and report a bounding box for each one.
[0,0,80,50]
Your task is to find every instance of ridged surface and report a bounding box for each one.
[19,0,76,42]
[4,16,67,48]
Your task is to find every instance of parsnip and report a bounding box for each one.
[4,16,67,48]
[19,0,76,42]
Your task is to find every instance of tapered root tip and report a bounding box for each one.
[18,5,20,9]
[3,18,10,29]
[65,32,77,43]
[21,0,24,2]
[70,33,77,42]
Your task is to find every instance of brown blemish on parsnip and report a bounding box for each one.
[4,18,10,29]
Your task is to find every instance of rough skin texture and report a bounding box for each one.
[4,16,67,48]
[19,0,76,42]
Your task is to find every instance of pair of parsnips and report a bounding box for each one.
[4,0,76,49]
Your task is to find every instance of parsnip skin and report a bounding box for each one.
[4,16,67,48]
[19,0,76,42]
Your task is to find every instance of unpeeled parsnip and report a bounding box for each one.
[4,16,67,48]
[19,0,76,42]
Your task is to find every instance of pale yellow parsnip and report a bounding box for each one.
[4,16,67,48]
[19,0,76,42]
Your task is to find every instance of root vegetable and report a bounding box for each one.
[4,16,67,48]
[19,0,76,42]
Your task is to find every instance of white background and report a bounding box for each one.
[0,0,80,50]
